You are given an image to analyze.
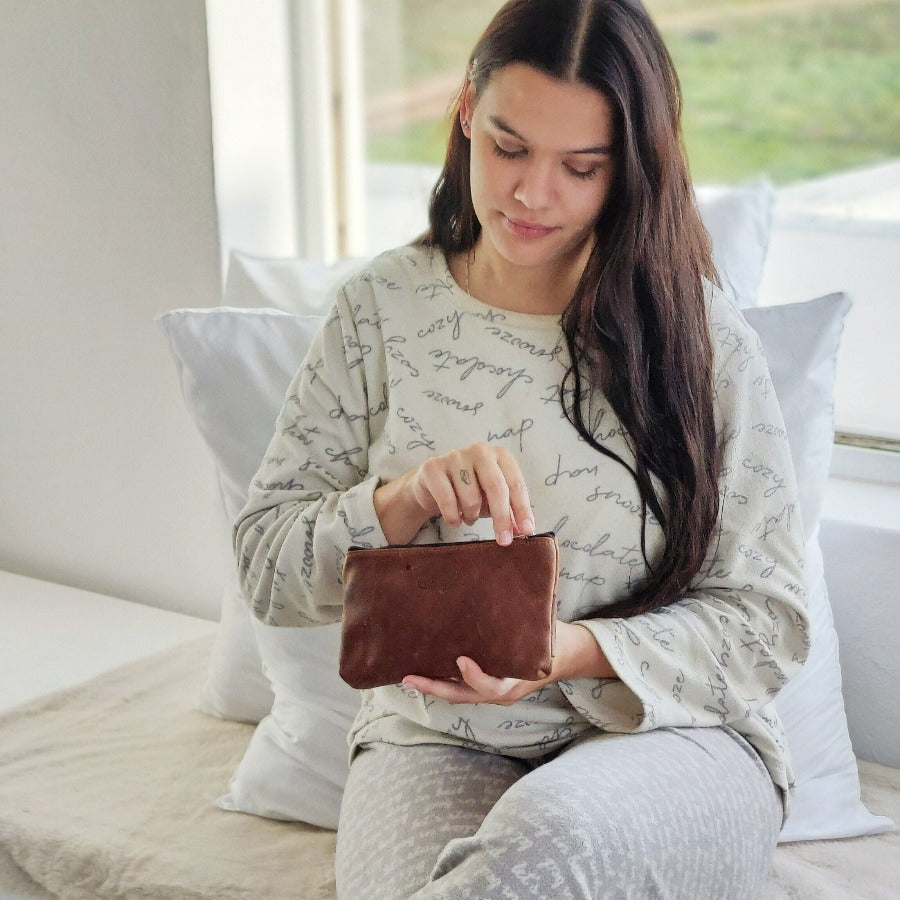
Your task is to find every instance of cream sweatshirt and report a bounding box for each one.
[234,243,810,809]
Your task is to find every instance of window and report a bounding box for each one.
[359,0,900,450]
[206,0,900,452]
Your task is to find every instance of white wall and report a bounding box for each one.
[0,1,226,618]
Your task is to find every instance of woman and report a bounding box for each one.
[234,1,810,896]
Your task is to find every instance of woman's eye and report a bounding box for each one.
[566,164,600,181]
[491,140,602,180]
[492,143,524,160]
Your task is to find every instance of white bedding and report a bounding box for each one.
[0,570,217,711]
[0,635,337,900]
[0,574,897,899]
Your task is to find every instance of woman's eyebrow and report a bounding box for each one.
[489,115,613,155]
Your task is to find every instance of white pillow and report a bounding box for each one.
[223,250,366,315]
[697,178,775,308]
[160,308,362,824]
[158,307,327,723]
[159,287,891,840]
[744,294,893,841]
[198,572,273,723]
[217,581,360,829]
[157,307,325,522]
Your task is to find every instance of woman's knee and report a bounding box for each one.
[337,743,526,900]
[427,776,602,898]
[425,729,780,899]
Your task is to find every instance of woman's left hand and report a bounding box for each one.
[402,655,552,706]
[401,621,618,705]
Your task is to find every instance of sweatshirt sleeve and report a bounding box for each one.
[560,297,811,732]
[233,283,389,626]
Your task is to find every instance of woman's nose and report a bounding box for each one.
[513,161,554,210]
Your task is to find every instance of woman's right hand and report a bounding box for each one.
[374,443,535,546]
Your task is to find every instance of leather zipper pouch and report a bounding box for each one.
[339,532,559,690]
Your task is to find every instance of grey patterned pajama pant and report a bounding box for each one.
[335,725,782,899]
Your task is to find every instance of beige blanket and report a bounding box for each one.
[0,636,335,900]
[0,635,896,899]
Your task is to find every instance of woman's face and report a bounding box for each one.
[462,63,617,275]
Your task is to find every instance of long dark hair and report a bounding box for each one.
[423,0,720,617]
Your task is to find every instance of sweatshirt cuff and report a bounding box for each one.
[561,618,651,733]
[340,474,390,550]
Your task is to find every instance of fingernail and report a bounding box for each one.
[498,530,513,545]
[522,518,535,535]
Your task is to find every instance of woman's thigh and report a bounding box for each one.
[423,726,783,900]
[335,742,529,900]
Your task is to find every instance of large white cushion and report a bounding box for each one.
[158,307,324,522]
[158,308,326,723]
[223,251,365,315]
[697,178,775,308]
[217,594,359,829]
[159,305,360,824]
[744,294,891,840]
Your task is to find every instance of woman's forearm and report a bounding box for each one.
[555,622,619,681]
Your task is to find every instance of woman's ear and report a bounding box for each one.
[460,80,476,138]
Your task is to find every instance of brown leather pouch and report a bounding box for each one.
[339,532,559,690]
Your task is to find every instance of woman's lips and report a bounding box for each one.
[502,214,556,238]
